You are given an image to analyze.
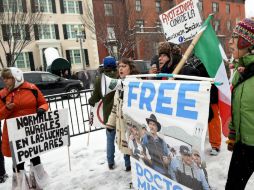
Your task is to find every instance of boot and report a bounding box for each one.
[12,170,29,190]
[30,164,49,189]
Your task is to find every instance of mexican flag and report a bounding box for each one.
[194,15,231,137]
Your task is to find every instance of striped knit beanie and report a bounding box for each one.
[233,18,254,49]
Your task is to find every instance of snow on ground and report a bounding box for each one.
[1,129,254,190]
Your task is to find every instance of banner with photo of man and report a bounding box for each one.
[122,79,211,190]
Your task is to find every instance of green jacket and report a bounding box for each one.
[229,54,254,145]
[88,69,117,124]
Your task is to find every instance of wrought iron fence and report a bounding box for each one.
[44,89,104,137]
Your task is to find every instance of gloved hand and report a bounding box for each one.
[226,139,235,151]
[37,108,45,117]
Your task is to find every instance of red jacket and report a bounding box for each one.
[0,81,48,157]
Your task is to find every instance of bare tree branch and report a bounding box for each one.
[0,1,44,68]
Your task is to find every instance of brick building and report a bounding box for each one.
[93,0,245,63]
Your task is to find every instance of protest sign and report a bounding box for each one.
[159,0,202,44]
[7,109,70,166]
[90,100,105,128]
[123,79,211,190]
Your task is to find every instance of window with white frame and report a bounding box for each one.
[9,25,26,40]
[63,0,80,14]
[66,24,83,39]
[136,20,144,32]
[227,20,231,31]
[104,3,113,16]
[213,20,220,32]
[155,1,161,13]
[112,46,118,60]
[38,25,56,39]
[15,52,30,69]
[70,50,82,64]
[107,26,116,40]
[136,0,141,11]
[3,0,23,12]
[226,4,230,14]
[198,1,203,12]
[212,2,219,13]
[34,0,53,13]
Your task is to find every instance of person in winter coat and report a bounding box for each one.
[0,67,49,190]
[225,18,254,190]
[106,58,139,171]
[149,42,182,75]
[88,56,118,170]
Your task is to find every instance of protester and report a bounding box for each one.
[106,58,139,171]
[169,145,210,190]
[149,42,182,75]
[77,70,91,89]
[226,17,254,190]
[0,67,49,189]
[88,56,117,170]
[141,114,171,176]
[0,121,8,183]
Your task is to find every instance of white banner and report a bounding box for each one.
[159,0,202,44]
[7,109,70,165]
[123,79,211,190]
[90,100,106,128]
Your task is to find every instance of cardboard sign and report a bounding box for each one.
[159,0,202,44]
[7,109,70,165]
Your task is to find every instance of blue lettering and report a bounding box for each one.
[139,82,155,111]
[151,185,158,190]
[176,83,199,119]
[155,83,175,115]
[136,162,143,176]
[154,174,162,189]
[163,178,173,190]
[144,168,153,183]
[173,185,183,190]
[128,82,140,107]
[137,177,147,190]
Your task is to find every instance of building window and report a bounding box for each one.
[70,50,82,64]
[136,20,144,32]
[38,24,56,39]
[3,0,23,12]
[212,2,219,13]
[107,26,116,40]
[9,25,26,40]
[198,1,203,12]
[213,20,220,32]
[104,3,113,16]
[63,0,80,14]
[65,24,83,39]
[155,1,161,13]
[15,52,30,69]
[227,20,231,31]
[34,0,53,13]
[136,0,141,11]
[226,4,230,14]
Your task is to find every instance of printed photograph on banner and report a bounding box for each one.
[159,0,202,44]
[7,108,70,166]
[122,79,211,190]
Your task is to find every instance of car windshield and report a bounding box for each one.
[41,73,59,82]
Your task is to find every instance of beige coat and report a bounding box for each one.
[107,89,131,155]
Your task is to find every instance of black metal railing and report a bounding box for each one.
[44,89,104,137]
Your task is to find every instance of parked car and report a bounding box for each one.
[133,60,151,74]
[0,71,84,98]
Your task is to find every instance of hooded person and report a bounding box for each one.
[149,42,182,77]
[226,18,254,190]
[0,67,49,190]
[88,56,118,170]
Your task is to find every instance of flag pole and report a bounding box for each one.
[172,14,214,74]
[172,31,204,74]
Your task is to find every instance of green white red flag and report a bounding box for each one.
[194,15,231,136]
